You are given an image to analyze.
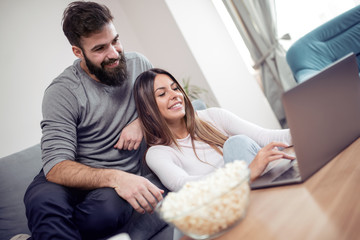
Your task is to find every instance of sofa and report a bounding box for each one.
[0,144,173,240]
[0,100,208,240]
[286,5,360,83]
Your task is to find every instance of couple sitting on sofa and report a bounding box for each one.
[12,1,293,240]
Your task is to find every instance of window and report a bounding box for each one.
[275,0,358,49]
[213,0,359,64]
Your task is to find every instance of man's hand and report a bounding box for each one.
[114,118,143,150]
[113,171,164,214]
[47,161,164,214]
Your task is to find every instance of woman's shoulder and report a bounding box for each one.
[146,145,181,166]
[147,145,177,156]
[148,144,172,151]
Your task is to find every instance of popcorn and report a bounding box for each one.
[158,160,250,238]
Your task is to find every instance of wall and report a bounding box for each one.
[0,0,279,157]
[118,0,219,106]
[0,0,74,157]
[165,0,280,128]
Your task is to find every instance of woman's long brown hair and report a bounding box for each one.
[133,68,228,158]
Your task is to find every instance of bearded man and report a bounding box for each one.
[23,2,167,240]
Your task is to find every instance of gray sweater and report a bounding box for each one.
[40,52,152,176]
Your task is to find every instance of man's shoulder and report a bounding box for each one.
[47,60,83,91]
[125,52,152,69]
[125,52,153,82]
[125,51,148,61]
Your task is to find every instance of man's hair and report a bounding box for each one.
[134,68,228,160]
[62,1,114,48]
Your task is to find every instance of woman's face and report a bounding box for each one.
[153,74,186,125]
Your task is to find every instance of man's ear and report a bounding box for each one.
[72,46,84,59]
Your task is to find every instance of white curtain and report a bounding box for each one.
[222,0,297,126]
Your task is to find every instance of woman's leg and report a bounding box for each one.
[223,135,261,165]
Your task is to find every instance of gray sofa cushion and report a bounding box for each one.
[0,144,42,240]
[0,144,173,240]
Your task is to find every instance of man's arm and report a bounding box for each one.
[114,118,143,150]
[46,160,164,213]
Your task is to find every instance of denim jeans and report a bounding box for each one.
[223,135,261,165]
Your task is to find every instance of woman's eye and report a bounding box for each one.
[158,92,165,97]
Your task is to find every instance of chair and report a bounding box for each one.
[286,5,360,83]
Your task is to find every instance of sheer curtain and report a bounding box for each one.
[222,0,297,126]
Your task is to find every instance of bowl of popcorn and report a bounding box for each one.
[156,160,250,239]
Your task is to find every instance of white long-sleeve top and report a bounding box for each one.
[146,107,292,191]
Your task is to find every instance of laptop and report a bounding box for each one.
[251,53,360,189]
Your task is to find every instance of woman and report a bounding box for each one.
[134,68,295,192]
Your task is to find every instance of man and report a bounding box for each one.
[24,1,167,239]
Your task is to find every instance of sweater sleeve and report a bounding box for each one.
[199,108,292,147]
[40,83,79,175]
[146,146,207,192]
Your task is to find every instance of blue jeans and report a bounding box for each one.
[24,170,167,240]
[223,135,261,165]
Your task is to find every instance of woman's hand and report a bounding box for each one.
[249,142,295,182]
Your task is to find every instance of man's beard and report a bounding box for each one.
[83,51,128,87]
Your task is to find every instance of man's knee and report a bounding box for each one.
[24,175,81,239]
[24,175,74,218]
[75,188,133,239]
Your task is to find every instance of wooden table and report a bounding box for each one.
[212,137,360,240]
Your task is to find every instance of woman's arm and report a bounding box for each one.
[146,147,207,192]
[198,108,294,181]
[199,108,292,147]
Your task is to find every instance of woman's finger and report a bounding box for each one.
[267,154,285,162]
[264,142,290,150]
[282,153,296,160]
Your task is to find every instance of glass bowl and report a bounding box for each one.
[156,161,250,239]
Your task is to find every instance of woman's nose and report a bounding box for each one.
[169,90,181,99]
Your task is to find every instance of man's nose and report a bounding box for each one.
[107,45,119,59]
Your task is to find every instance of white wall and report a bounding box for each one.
[0,0,75,157]
[0,0,279,157]
[118,0,220,106]
[165,0,280,128]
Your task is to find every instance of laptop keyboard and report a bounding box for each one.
[272,161,300,182]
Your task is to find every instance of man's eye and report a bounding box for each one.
[94,47,104,52]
